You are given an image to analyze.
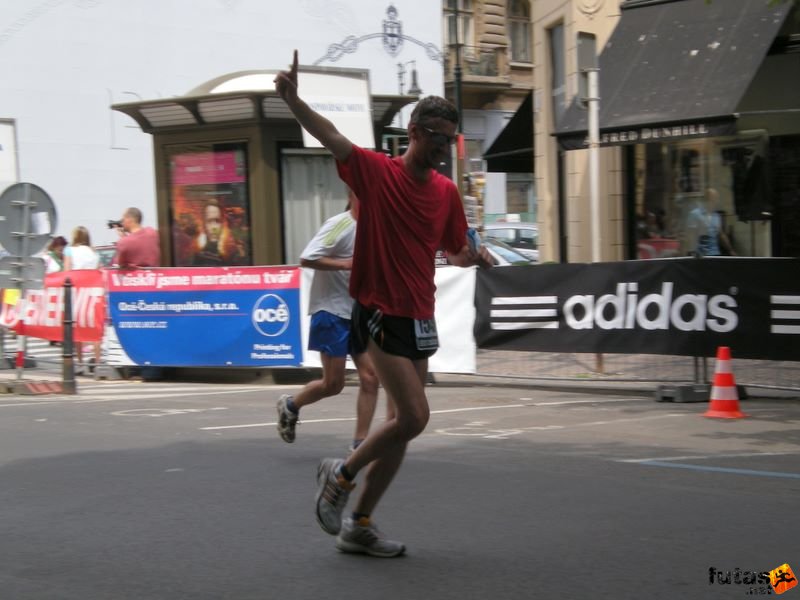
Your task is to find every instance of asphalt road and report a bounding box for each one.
[1,379,798,599]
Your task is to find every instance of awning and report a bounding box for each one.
[555,0,791,150]
[483,92,533,173]
[112,69,416,139]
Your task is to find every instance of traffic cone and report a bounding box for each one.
[703,346,747,419]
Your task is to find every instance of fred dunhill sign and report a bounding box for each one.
[557,120,738,150]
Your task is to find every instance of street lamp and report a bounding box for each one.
[451,4,463,133]
[397,60,422,127]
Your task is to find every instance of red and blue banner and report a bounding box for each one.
[105,266,302,367]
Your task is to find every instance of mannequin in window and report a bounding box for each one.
[686,188,736,256]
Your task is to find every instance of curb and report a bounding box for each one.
[0,380,70,395]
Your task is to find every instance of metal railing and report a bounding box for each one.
[475,350,800,392]
[446,45,504,78]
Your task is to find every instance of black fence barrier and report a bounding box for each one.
[474,257,800,362]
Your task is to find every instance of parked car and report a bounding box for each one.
[96,244,116,267]
[483,222,539,262]
[482,237,535,266]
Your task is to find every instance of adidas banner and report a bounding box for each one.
[474,258,800,361]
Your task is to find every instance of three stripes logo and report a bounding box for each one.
[770,295,800,335]
[490,296,559,330]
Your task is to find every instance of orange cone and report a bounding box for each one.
[703,346,747,419]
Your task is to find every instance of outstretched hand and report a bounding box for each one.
[474,244,496,268]
[274,50,299,103]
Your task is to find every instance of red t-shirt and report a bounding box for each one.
[114,227,161,268]
[337,146,467,319]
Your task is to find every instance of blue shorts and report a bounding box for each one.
[308,311,365,357]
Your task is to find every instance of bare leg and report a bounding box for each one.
[345,341,428,516]
[351,351,379,442]
[293,353,346,410]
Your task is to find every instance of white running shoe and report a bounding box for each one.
[315,458,353,535]
[276,395,298,443]
[336,517,406,558]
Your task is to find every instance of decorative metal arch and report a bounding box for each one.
[312,5,443,66]
[314,34,444,66]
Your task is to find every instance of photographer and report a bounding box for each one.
[111,207,160,268]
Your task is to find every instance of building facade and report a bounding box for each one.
[443,0,536,223]
[532,0,800,263]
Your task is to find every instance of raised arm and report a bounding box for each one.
[274,50,353,163]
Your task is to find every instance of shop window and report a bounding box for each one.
[632,133,773,259]
[508,0,532,63]
[165,142,252,267]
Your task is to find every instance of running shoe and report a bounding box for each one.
[315,458,354,535]
[276,395,298,443]
[336,518,406,558]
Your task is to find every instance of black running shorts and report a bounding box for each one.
[351,301,439,360]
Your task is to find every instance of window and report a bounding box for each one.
[444,0,474,47]
[508,0,531,63]
[630,133,777,260]
[548,23,566,127]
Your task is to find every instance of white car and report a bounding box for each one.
[482,237,535,266]
[483,222,539,262]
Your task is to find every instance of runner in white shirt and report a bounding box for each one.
[276,189,381,451]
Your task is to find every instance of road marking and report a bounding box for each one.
[111,407,229,417]
[200,403,535,431]
[199,400,667,432]
[631,460,800,480]
[434,413,685,439]
[0,387,267,407]
[619,451,799,463]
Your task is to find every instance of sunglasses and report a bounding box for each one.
[421,125,457,146]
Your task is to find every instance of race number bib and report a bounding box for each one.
[414,318,439,351]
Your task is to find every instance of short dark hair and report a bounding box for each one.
[409,96,458,127]
[124,207,142,224]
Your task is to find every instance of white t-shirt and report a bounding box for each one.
[65,244,100,270]
[300,211,355,320]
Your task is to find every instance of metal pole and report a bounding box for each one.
[61,277,77,394]
[587,68,604,373]
[15,183,32,381]
[587,68,601,263]
[397,62,405,128]
[453,4,463,133]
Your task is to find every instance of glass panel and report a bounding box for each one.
[165,142,252,267]
[510,21,531,62]
[632,133,775,259]
[280,153,348,264]
[509,0,530,18]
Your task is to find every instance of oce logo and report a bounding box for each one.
[252,293,290,337]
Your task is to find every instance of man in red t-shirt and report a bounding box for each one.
[275,51,493,557]
[113,207,161,268]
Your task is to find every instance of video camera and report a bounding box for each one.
[107,219,123,229]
